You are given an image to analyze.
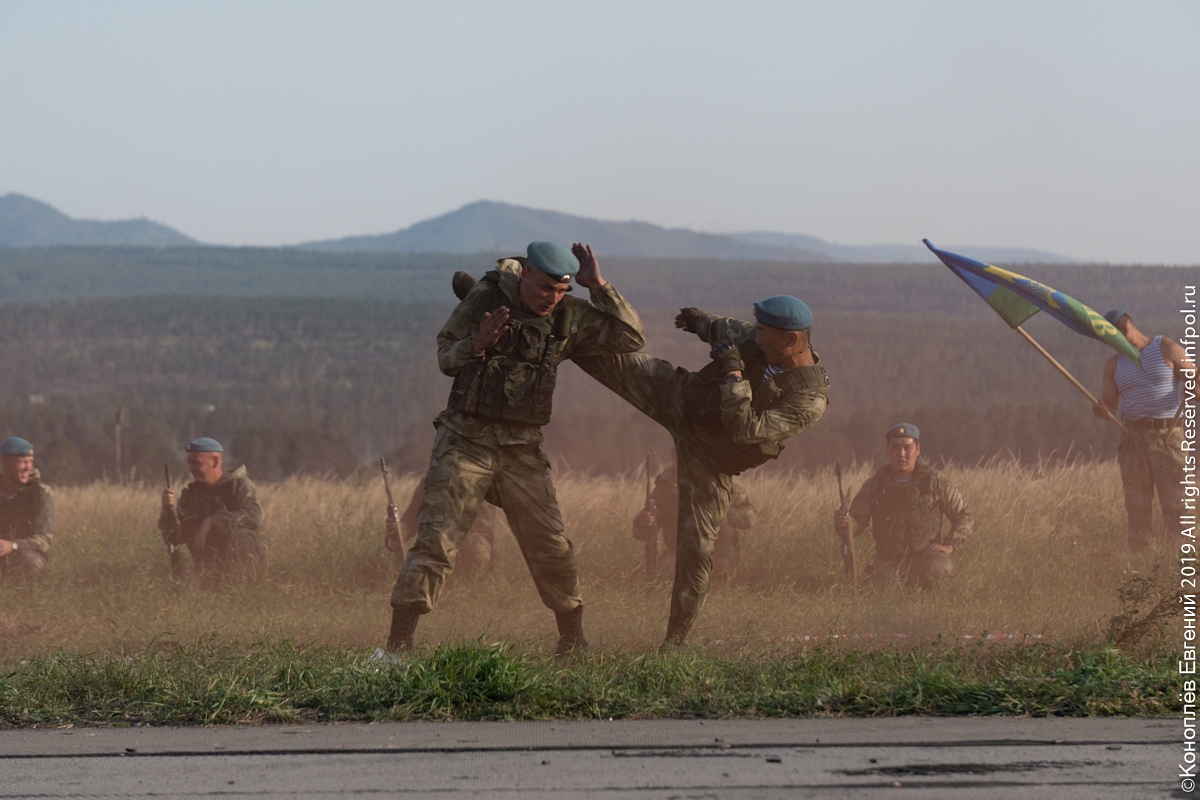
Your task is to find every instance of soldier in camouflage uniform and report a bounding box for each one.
[575,295,828,646]
[834,423,972,589]
[633,464,758,584]
[159,438,268,583]
[0,437,54,581]
[386,241,645,656]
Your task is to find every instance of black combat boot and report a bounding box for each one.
[386,606,421,653]
[661,616,692,650]
[554,605,590,658]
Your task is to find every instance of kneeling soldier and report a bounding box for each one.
[834,424,972,589]
[0,437,53,581]
[159,438,268,583]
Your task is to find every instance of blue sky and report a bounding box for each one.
[1,0,1197,262]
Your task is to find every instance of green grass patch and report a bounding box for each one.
[0,638,1178,726]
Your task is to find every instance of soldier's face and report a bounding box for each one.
[886,437,920,475]
[755,324,804,365]
[187,452,223,485]
[1,455,34,484]
[519,266,570,317]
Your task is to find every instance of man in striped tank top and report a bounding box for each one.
[1092,309,1195,552]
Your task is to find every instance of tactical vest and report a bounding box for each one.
[871,467,941,561]
[447,271,574,427]
[681,340,829,474]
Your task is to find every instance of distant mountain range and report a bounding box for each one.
[0,193,1071,263]
[0,193,195,247]
[301,200,1072,264]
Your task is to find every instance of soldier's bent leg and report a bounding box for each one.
[229,527,270,581]
[665,449,732,646]
[493,443,582,614]
[0,548,48,581]
[573,353,687,433]
[390,427,495,615]
[1117,432,1155,551]
[911,550,954,590]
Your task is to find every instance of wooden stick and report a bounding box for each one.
[1014,325,1129,435]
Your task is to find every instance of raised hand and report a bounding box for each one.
[471,306,511,353]
[571,243,606,290]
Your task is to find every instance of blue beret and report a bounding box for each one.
[886,423,920,441]
[0,437,34,456]
[526,241,579,282]
[186,437,224,453]
[753,295,812,331]
[1104,308,1128,327]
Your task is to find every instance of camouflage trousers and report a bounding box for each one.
[0,547,48,581]
[1117,426,1186,551]
[867,550,953,590]
[390,424,581,615]
[576,353,738,634]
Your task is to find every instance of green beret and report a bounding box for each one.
[186,437,224,453]
[1104,308,1128,327]
[0,437,34,456]
[526,241,579,282]
[753,295,812,331]
[886,423,920,441]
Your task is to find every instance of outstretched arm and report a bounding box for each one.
[676,308,757,347]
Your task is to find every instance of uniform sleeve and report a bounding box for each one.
[935,475,973,547]
[16,485,53,555]
[689,310,757,347]
[718,383,827,446]
[847,478,876,537]
[436,286,493,376]
[562,283,646,360]
[724,485,758,529]
[208,478,264,534]
[157,502,178,538]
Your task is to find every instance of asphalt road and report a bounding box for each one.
[0,717,1182,799]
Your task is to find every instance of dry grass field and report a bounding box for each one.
[0,458,1169,664]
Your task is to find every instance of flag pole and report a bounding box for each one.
[1014,325,1129,435]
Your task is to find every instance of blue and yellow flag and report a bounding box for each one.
[924,239,1141,366]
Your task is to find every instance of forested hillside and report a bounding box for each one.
[0,285,1182,482]
[0,246,1188,312]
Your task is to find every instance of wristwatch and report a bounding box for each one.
[10,541,18,552]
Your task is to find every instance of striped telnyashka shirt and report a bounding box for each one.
[1115,335,1179,420]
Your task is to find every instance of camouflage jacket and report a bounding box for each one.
[685,310,828,469]
[0,469,54,556]
[158,466,263,546]
[436,258,645,446]
[847,461,972,563]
